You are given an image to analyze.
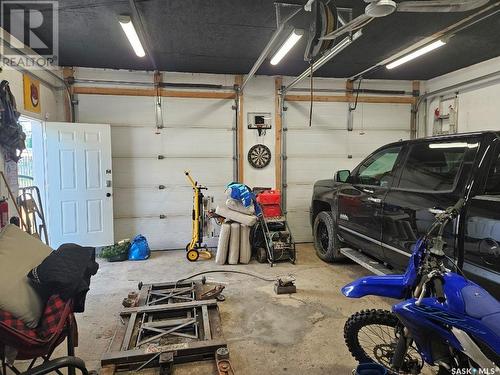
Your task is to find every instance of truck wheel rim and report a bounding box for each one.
[317,222,329,253]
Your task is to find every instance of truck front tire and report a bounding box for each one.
[313,211,344,262]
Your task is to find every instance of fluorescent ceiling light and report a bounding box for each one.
[429,142,479,149]
[270,29,304,66]
[119,15,146,57]
[386,40,446,70]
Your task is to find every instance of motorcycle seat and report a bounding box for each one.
[461,285,500,319]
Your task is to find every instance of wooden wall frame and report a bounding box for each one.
[235,75,244,183]
[275,77,283,191]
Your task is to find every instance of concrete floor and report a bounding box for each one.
[63,244,395,374]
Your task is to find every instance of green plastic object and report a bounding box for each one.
[99,240,130,261]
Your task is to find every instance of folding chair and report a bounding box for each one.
[0,295,88,375]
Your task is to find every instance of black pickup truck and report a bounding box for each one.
[310,131,500,298]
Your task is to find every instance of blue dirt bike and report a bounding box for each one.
[342,199,500,374]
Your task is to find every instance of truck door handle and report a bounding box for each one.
[428,207,445,215]
[367,197,382,204]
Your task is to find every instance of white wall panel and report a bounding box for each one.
[286,101,348,129]
[78,95,156,126]
[285,100,411,242]
[457,85,500,132]
[77,84,235,250]
[423,57,500,136]
[163,98,235,127]
[113,186,227,218]
[112,157,233,188]
[353,103,411,130]
[111,127,232,158]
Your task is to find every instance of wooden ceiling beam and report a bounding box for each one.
[72,86,236,100]
[285,94,416,105]
[160,90,236,100]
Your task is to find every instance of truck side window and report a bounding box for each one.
[398,141,475,192]
[352,146,401,187]
[484,147,500,195]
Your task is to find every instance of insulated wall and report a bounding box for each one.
[283,79,412,242]
[76,70,236,250]
[424,56,500,136]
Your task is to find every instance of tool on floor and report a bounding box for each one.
[185,170,214,262]
[178,270,297,295]
[121,291,139,308]
[274,276,297,295]
[199,284,226,301]
[216,347,235,375]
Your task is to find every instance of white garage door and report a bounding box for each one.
[78,94,235,250]
[284,100,411,242]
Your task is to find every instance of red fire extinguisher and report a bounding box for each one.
[0,198,8,228]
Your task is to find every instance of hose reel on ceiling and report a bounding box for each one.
[303,0,340,127]
[304,0,339,62]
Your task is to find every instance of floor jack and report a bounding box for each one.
[185,171,213,262]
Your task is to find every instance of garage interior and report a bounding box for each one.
[0,0,499,374]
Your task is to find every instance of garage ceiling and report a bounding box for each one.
[7,0,500,80]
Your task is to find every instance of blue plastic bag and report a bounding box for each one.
[226,182,262,215]
[226,183,253,207]
[128,234,150,260]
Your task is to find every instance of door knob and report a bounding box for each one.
[106,193,112,197]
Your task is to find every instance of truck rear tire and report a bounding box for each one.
[313,211,344,262]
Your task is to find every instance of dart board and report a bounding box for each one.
[248,144,271,169]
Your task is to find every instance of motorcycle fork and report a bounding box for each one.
[391,327,411,370]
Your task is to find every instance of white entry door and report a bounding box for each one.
[45,122,114,249]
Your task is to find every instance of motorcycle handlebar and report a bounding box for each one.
[427,198,465,237]
[449,198,465,217]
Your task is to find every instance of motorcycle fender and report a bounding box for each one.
[341,274,408,299]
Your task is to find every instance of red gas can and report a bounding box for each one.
[257,190,282,218]
[0,199,8,228]
[256,190,281,205]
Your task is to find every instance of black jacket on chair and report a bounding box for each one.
[28,243,99,313]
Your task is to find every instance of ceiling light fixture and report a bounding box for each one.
[119,15,146,57]
[386,39,446,70]
[429,142,479,149]
[270,29,304,66]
